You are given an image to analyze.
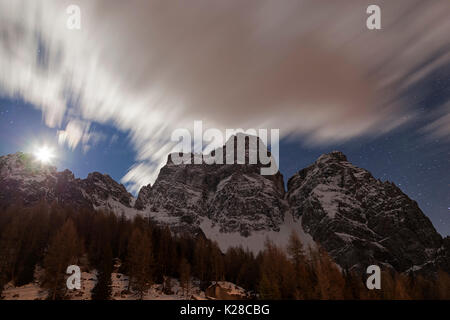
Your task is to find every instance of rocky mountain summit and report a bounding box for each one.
[0,152,134,216]
[1,138,448,275]
[286,151,447,273]
[136,135,285,235]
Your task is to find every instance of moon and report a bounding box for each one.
[34,146,55,164]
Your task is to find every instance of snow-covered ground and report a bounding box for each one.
[1,271,206,300]
[199,208,316,254]
[1,282,47,300]
[109,273,206,300]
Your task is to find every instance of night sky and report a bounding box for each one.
[0,1,449,236]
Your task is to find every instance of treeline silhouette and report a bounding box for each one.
[0,203,449,300]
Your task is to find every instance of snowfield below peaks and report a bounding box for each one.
[199,210,316,254]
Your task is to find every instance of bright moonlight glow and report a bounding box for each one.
[34,146,55,164]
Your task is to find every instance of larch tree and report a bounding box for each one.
[179,258,191,298]
[126,227,153,299]
[91,233,113,300]
[43,219,81,300]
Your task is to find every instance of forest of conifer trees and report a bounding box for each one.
[0,203,449,300]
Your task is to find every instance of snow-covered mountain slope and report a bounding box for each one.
[0,152,136,217]
[199,209,315,253]
[287,151,448,273]
[135,135,286,236]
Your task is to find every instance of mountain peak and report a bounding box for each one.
[316,150,348,163]
[287,150,445,273]
[0,152,57,177]
[0,152,134,213]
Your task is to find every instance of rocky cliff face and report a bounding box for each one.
[135,135,286,235]
[286,151,447,273]
[0,152,135,216]
[81,172,134,209]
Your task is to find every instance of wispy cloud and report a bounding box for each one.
[421,103,450,142]
[57,119,105,153]
[0,0,449,192]
[57,119,89,150]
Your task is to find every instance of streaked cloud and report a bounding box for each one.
[57,119,105,153]
[0,0,449,191]
[121,162,163,194]
[422,103,450,141]
[57,119,90,151]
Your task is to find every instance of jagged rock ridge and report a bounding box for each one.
[135,134,286,235]
[0,152,135,216]
[286,151,447,273]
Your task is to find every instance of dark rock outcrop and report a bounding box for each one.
[135,134,286,235]
[0,152,134,214]
[287,151,446,274]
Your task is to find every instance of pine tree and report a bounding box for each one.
[287,231,313,298]
[436,270,450,300]
[43,219,81,300]
[287,231,305,268]
[154,226,172,282]
[236,249,258,292]
[15,205,50,286]
[91,236,113,300]
[126,227,153,299]
[0,212,24,288]
[310,247,345,299]
[257,240,292,299]
[258,271,281,299]
[179,258,191,298]
[194,237,208,282]
[393,273,411,300]
[343,270,367,300]
[209,242,224,281]
[162,275,173,295]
